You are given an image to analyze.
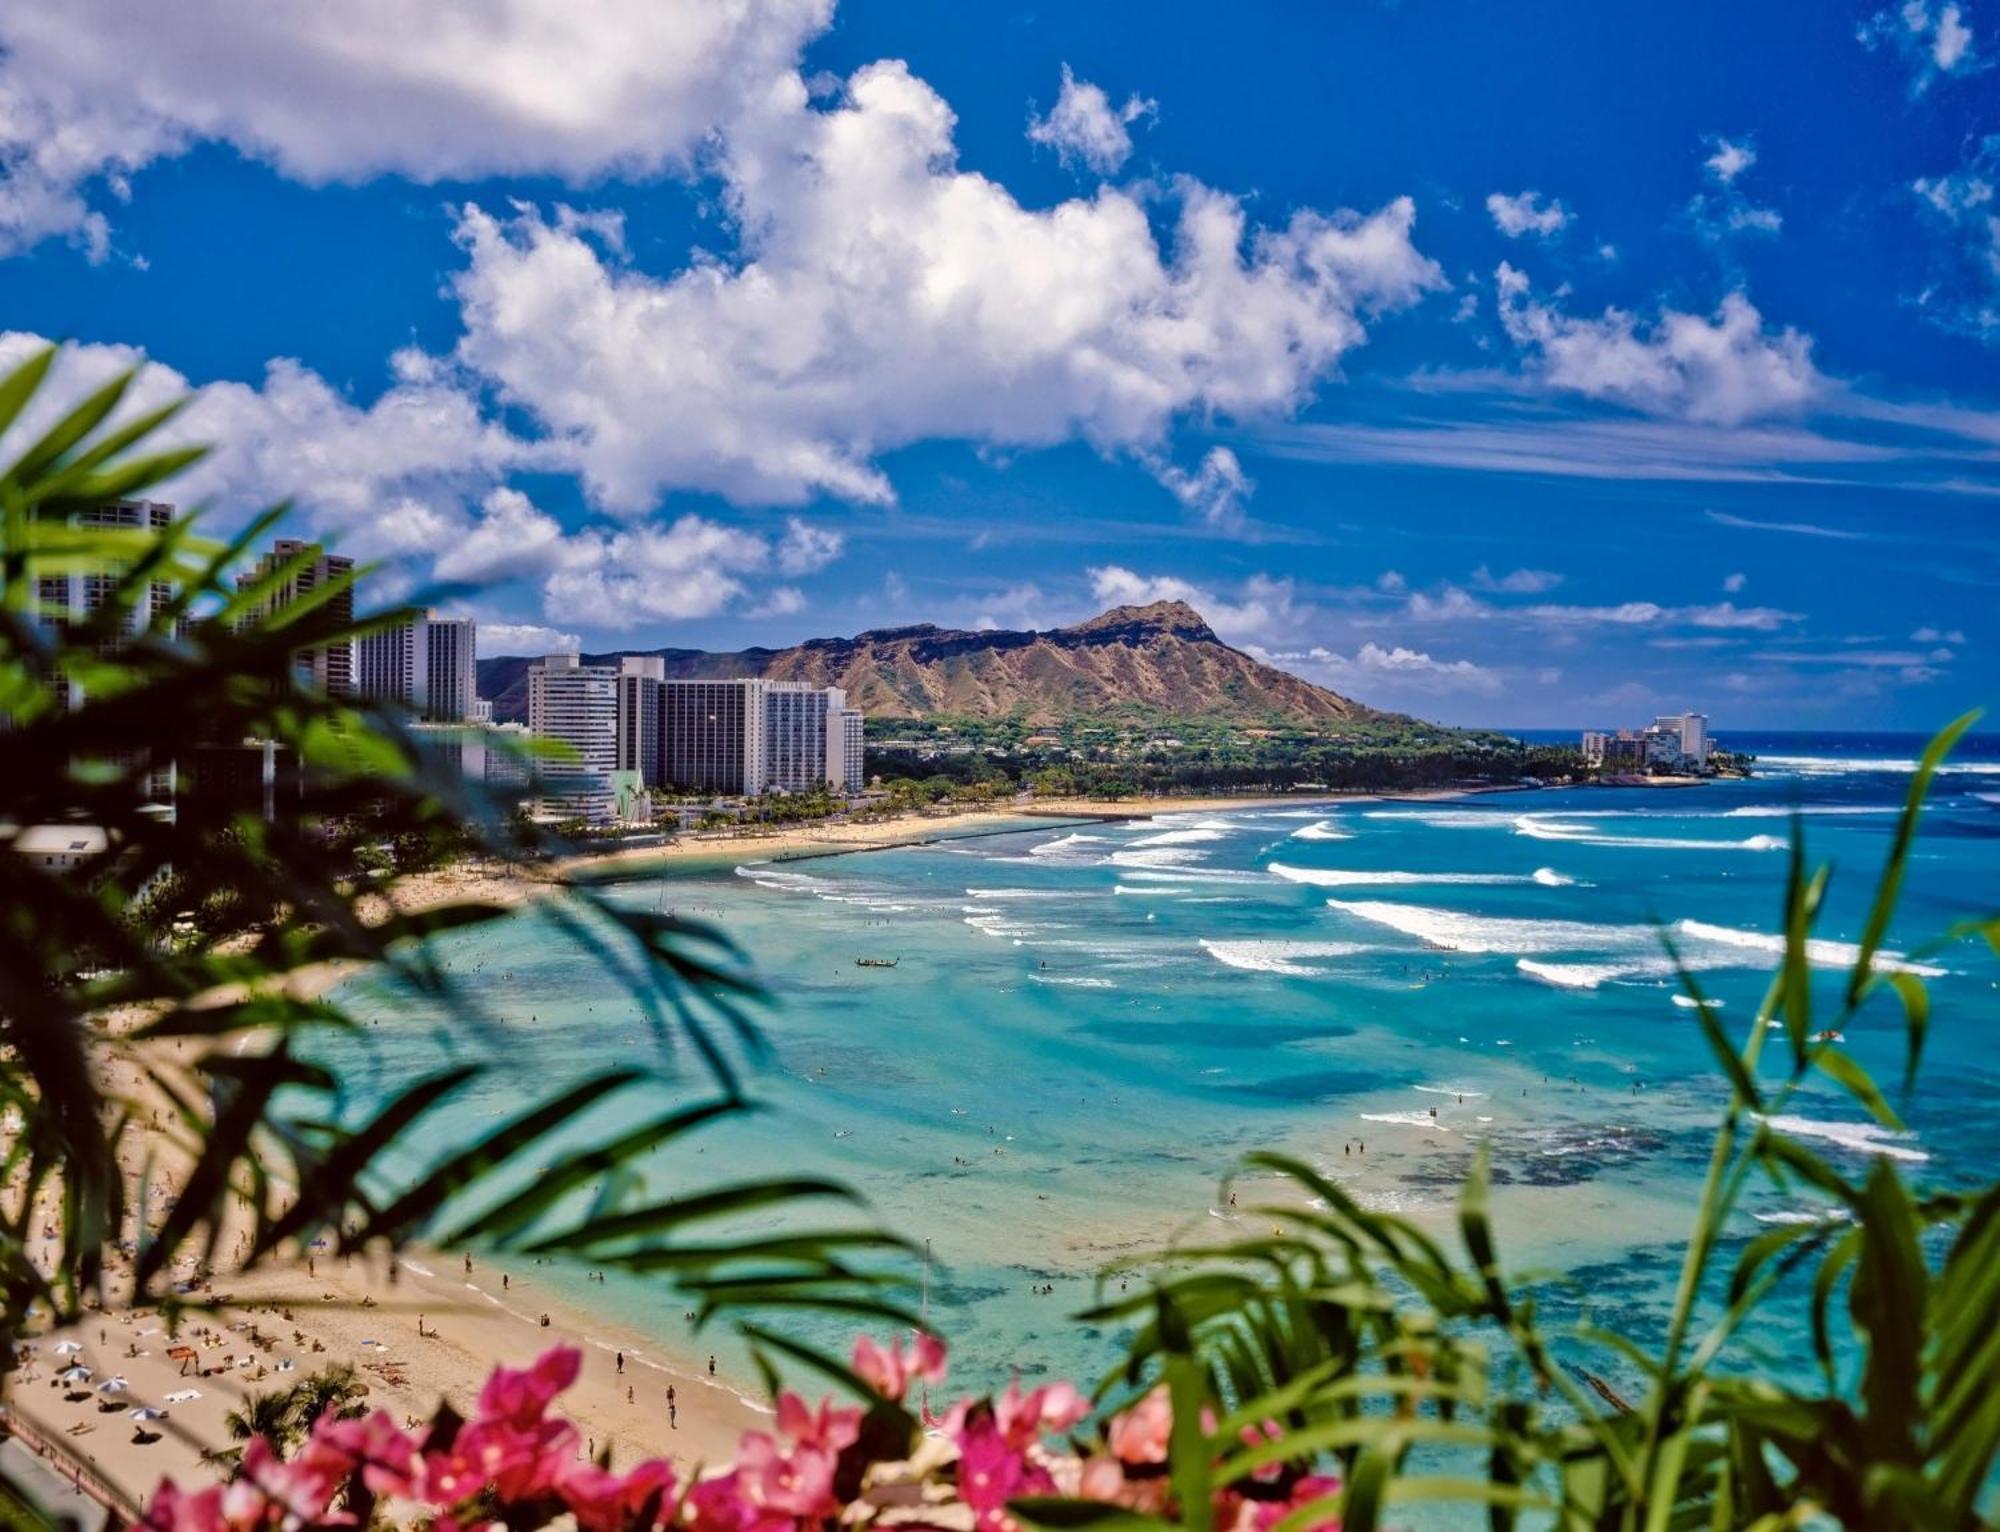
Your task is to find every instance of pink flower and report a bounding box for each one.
[772,1391,863,1456]
[1107,1386,1172,1466]
[307,1409,419,1498]
[954,1417,1055,1532]
[851,1331,948,1403]
[558,1457,677,1532]
[476,1346,581,1428]
[993,1379,1089,1449]
[142,1481,230,1532]
[238,1434,348,1524]
[735,1430,839,1519]
[434,1416,578,1503]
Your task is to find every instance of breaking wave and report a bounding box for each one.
[1268,861,1531,887]
[1757,1114,1929,1164]
[1199,939,1371,976]
[1289,819,1353,841]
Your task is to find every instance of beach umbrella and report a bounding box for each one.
[56,1366,91,1383]
[98,1377,129,1394]
[52,1340,83,1355]
[128,1407,167,1421]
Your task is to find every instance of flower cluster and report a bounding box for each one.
[142,1336,1339,1532]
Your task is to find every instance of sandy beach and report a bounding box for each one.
[10,1244,765,1513]
[8,783,1519,1514]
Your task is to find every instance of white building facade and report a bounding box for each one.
[526,653,620,820]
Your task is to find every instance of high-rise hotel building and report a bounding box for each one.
[658,678,770,796]
[616,656,665,785]
[526,653,620,819]
[526,661,864,813]
[22,499,181,801]
[237,538,355,697]
[356,612,479,721]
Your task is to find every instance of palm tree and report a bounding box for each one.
[0,346,917,1522]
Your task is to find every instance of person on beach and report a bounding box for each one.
[668,1385,677,1429]
[708,1355,716,1376]
[616,1351,624,1374]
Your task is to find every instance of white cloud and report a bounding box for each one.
[1401,581,1799,632]
[1493,263,1822,424]
[1722,571,1747,592]
[1910,624,1967,642]
[1026,65,1155,175]
[0,331,527,560]
[433,488,575,584]
[1375,570,1407,594]
[449,60,1443,512]
[1152,446,1253,527]
[542,516,775,627]
[479,622,580,656]
[775,516,844,575]
[0,0,833,257]
[1260,642,1501,697]
[1485,190,1571,239]
[1860,0,1979,91]
[1910,137,2000,344]
[1086,566,1304,644]
[1470,564,1562,594]
[1704,138,1756,184]
[1688,139,1781,243]
[747,586,808,618]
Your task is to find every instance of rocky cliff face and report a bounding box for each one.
[477,600,1377,727]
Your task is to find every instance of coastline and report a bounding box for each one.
[34,777,1581,1511]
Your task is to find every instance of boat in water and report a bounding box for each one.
[855,957,900,969]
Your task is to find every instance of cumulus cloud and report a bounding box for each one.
[1911,136,2000,344]
[479,622,580,656]
[1704,138,1757,184]
[1485,189,1571,239]
[433,488,575,584]
[1688,135,1781,244]
[1723,571,1747,592]
[0,331,527,560]
[776,516,845,575]
[1470,564,1562,594]
[449,60,1443,512]
[543,516,776,627]
[0,0,833,257]
[1911,624,1967,642]
[1086,566,1306,644]
[1860,0,1978,91]
[1401,580,1800,632]
[1026,65,1156,175]
[1493,263,1823,424]
[1266,642,1502,696]
[1152,446,1254,527]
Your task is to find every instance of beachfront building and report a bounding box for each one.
[526,653,620,820]
[617,656,665,786]
[23,498,182,802]
[357,612,479,722]
[837,708,866,793]
[426,617,478,722]
[356,613,428,713]
[1651,712,1709,770]
[237,538,356,698]
[1582,712,1712,772]
[659,678,770,796]
[765,682,842,794]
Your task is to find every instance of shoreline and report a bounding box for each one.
[29,774,1614,1511]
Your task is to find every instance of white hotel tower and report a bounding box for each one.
[526,653,620,819]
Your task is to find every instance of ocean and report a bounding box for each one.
[330,730,2000,1420]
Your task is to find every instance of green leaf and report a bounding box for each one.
[1846,711,1979,1013]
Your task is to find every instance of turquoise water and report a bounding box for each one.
[332,734,2000,1418]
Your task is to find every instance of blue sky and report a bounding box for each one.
[1,0,1995,728]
